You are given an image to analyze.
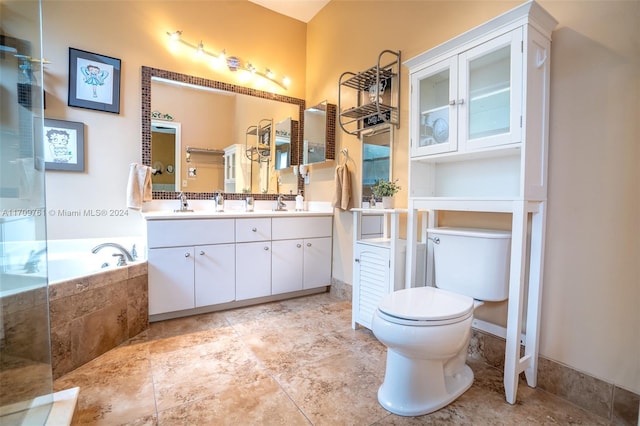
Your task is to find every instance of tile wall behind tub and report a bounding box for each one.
[48,262,148,379]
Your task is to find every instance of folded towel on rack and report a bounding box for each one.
[332,163,352,211]
[126,163,153,210]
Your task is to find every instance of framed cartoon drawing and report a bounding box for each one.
[68,48,121,114]
[42,118,85,171]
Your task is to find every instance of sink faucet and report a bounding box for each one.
[175,192,193,212]
[92,243,135,266]
[274,194,287,211]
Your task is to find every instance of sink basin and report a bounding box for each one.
[173,209,194,213]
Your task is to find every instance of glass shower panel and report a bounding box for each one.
[0,0,53,423]
[468,45,511,140]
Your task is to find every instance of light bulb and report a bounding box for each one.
[282,76,291,87]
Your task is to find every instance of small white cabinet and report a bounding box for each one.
[352,209,416,330]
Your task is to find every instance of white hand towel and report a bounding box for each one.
[127,163,153,209]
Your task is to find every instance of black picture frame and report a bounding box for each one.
[68,47,121,114]
[42,118,85,171]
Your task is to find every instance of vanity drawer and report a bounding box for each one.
[147,219,235,248]
[272,216,332,240]
[235,218,272,242]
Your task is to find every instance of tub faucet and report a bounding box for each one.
[24,247,47,273]
[91,243,135,265]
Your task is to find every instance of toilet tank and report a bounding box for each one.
[428,227,511,301]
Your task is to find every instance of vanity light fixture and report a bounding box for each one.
[166,30,290,90]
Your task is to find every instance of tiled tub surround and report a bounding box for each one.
[331,284,639,425]
[49,261,148,379]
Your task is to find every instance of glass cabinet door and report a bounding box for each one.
[411,57,458,157]
[458,29,523,150]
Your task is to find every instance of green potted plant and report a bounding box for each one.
[371,178,401,208]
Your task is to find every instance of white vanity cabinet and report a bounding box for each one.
[147,219,235,315]
[145,211,334,319]
[271,216,332,295]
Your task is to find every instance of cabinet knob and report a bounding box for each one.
[355,258,360,263]
[296,244,302,248]
[457,98,465,105]
[199,250,205,255]
[306,243,312,247]
[263,246,269,251]
[252,227,257,232]
[185,252,191,258]
[449,99,456,106]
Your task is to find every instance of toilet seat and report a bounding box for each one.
[377,287,474,326]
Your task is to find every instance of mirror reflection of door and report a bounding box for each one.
[361,126,392,199]
[151,121,181,191]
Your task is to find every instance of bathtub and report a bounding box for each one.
[1,237,146,297]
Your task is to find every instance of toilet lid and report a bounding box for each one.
[378,287,474,322]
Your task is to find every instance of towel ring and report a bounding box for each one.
[340,148,348,165]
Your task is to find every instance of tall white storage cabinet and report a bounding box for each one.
[404,1,557,405]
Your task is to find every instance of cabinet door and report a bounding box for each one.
[303,237,332,290]
[235,241,271,300]
[271,239,303,295]
[411,56,458,157]
[458,29,523,151]
[195,243,235,307]
[148,247,195,315]
[353,243,390,330]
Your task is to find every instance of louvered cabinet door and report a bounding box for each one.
[353,243,391,330]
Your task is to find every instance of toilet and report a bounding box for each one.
[371,227,511,416]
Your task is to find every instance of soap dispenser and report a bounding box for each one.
[295,190,304,211]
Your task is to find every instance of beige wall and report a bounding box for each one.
[41,0,306,238]
[306,0,639,394]
[40,0,639,394]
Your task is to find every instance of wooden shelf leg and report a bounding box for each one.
[504,202,528,404]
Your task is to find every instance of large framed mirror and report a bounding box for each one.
[142,66,305,199]
[361,125,393,201]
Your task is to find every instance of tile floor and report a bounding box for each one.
[53,292,610,425]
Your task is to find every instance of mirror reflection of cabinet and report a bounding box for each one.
[151,120,181,192]
[361,125,393,200]
[224,144,251,193]
[303,101,336,165]
[274,117,298,170]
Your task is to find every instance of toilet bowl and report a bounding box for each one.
[372,286,475,416]
[371,227,511,416]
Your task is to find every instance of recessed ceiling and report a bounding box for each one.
[248,0,330,23]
